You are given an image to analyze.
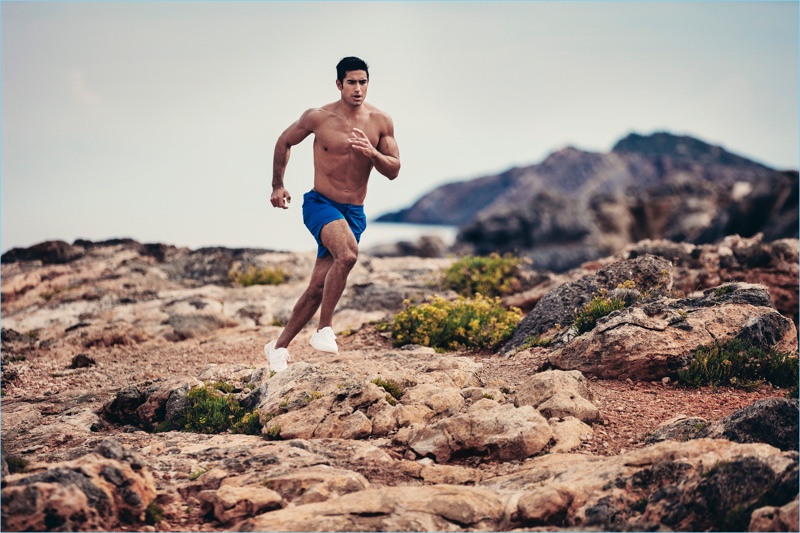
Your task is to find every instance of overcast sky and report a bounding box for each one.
[2,1,798,253]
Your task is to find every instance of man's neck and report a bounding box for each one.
[337,100,364,118]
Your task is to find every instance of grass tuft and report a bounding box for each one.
[573,290,626,335]
[229,265,288,286]
[6,455,28,474]
[145,502,164,525]
[371,378,405,401]
[678,339,798,390]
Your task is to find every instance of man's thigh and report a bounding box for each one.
[319,219,358,258]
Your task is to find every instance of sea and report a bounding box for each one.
[256,222,459,255]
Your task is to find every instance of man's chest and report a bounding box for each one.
[314,117,380,153]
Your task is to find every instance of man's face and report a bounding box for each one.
[337,70,369,107]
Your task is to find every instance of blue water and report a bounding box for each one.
[254,222,458,254]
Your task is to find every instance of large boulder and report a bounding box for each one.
[1,439,156,531]
[237,484,507,532]
[514,370,601,423]
[547,283,798,381]
[407,401,552,462]
[482,438,797,531]
[697,398,799,451]
[502,254,673,354]
[624,234,799,326]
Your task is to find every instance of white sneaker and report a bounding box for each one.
[264,340,289,373]
[309,327,339,354]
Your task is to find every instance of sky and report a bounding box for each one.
[2,1,798,254]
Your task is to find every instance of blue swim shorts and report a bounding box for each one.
[302,189,367,258]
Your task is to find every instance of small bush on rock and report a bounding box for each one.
[391,294,522,351]
[177,383,261,435]
[145,503,164,525]
[441,253,528,297]
[6,455,28,474]
[229,265,287,286]
[371,378,405,401]
[573,289,626,335]
[678,339,799,390]
[232,409,263,435]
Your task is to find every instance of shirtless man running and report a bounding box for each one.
[265,56,401,372]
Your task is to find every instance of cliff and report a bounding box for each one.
[376,132,798,271]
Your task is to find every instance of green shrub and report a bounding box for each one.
[371,378,405,401]
[211,380,236,394]
[177,384,261,434]
[520,335,553,349]
[441,253,527,298]
[391,294,522,352]
[232,409,263,435]
[155,420,174,433]
[573,290,626,335]
[229,265,287,286]
[6,455,28,474]
[714,284,734,297]
[145,502,164,525]
[265,424,281,440]
[678,339,799,390]
[189,468,207,481]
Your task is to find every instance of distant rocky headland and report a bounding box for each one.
[376,132,798,272]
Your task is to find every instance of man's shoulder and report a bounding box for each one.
[364,104,393,127]
[303,105,336,118]
[298,105,337,128]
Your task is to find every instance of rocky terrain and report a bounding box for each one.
[376,132,798,272]
[1,235,798,532]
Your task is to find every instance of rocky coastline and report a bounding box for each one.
[1,234,798,532]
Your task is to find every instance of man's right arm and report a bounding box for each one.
[271,109,317,209]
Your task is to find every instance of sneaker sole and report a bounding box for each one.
[309,340,339,354]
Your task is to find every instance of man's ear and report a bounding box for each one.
[336,79,343,91]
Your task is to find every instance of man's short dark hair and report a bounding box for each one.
[336,56,369,83]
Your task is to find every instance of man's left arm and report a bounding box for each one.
[349,117,400,180]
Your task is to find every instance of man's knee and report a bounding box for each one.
[335,248,358,270]
[307,280,325,300]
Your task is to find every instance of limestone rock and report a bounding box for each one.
[236,484,507,532]
[102,377,201,431]
[502,254,673,354]
[198,485,283,524]
[697,398,799,451]
[749,497,799,532]
[166,313,230,341]
[549,416,595,453]
[482,438,797,531]
[408,402,552,462]
[548,283,798,381]
[262,465,369,505]
[514,370,601,423]
[1,439,155,531]
[402,383,465,417]
[645,415,709,445]
[624,235,799,326]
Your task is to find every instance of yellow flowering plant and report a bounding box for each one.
[391,294,522,352]
[441,253,528,298]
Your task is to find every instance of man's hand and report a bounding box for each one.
[271,186,291,209]
[348,128,378,159]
